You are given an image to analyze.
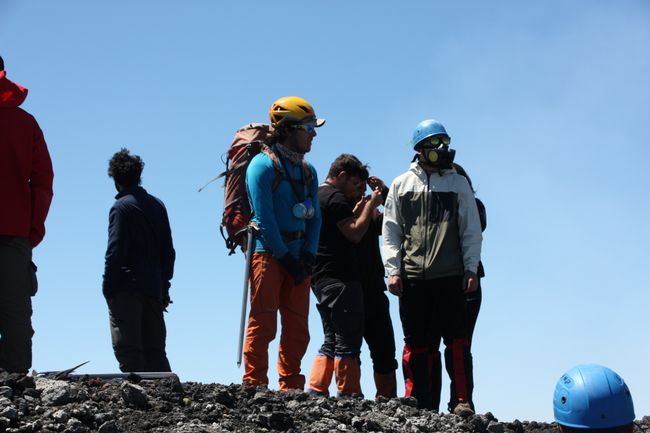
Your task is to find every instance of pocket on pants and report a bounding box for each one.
[330,281,364,337]
[30,261,38,296]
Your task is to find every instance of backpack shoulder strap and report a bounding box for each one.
[302,160,314,187]
[259,144,283,190]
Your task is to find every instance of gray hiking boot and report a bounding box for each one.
[453,401,475,417]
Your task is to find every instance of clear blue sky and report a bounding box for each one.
[2,0,648,422]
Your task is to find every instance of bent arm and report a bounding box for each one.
[336,200,375,244]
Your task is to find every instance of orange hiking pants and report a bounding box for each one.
[243,252,310,391]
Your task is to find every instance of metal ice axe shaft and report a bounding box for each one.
[237,226,256,367]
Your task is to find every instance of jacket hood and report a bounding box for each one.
[0,70,28,107]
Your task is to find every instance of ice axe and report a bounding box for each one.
[236,225,257,367]
[34,360,91,379]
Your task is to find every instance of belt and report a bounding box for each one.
[281,231,305,242]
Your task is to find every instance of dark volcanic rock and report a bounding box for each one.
[0,374,645,433]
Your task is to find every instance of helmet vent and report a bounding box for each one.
[298,105,310,113]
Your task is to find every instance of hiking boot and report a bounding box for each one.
[453,401,475,417]
[241,382,267,396]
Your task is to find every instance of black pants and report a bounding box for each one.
[442,278,481,411]
[362,281,397,374]
[0,236,35,373]
[399,276,473,411]
[107,291,171,372]
[313,279,364,359]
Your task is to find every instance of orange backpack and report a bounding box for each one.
[218,123,281,254]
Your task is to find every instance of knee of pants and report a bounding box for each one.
[372,356,398,374]
[2,321,34,341]
[318,345,335,359]
[333,314,364,356]
[331,303,364,339]
[247,311,278,342]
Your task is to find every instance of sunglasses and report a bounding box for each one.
[291,122,317,133]
[428,135,451,147]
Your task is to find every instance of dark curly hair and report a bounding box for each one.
[108,148,144,187]
[327,154,369,180]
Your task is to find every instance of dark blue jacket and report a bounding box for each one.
[102,186,175,300]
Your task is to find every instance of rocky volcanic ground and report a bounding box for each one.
[0,371,647,433]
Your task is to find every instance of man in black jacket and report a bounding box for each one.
[103,148,175,372]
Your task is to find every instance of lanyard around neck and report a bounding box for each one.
[279,156,307,202]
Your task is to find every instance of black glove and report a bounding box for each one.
[278,254,308,285]
[300,252,316,276]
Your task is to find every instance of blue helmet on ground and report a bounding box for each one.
[410,119,449,148]
[553,364,635,429]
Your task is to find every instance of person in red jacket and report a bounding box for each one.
[0,55,54,373]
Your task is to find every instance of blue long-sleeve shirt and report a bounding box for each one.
[246,147,321,258]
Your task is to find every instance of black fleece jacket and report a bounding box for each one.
[102,186,175,300]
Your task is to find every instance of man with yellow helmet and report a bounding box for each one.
[242,96,324,391]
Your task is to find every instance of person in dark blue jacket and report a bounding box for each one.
[103,148,175,372]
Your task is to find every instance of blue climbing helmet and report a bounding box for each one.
[553,364,635,429]
[410,119,449,148]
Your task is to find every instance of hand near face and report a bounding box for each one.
[367,176,385,191]
[352,196,367,217]
[368,188,383,208]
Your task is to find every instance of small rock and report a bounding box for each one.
[23,387,41,398]
[213,389,234,407]
[52,408,70,422]
[399,396,419,408]
[508,419,524,433]
[488,421,505,433]
[0,405,17,420]
[38,378,72,406]
[364,418,383,432]
[120,382,148,408]
[98,420,119,433]
[286,400,301,410]
[251,391,270,404]
[257,411,294,431]
[65,417,90,433]
[0,386,12,398]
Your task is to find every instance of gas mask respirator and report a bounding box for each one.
[422,146,456,169]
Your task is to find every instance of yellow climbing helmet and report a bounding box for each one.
[269,96,326,128]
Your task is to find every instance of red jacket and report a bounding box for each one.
[0,70,53,247]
